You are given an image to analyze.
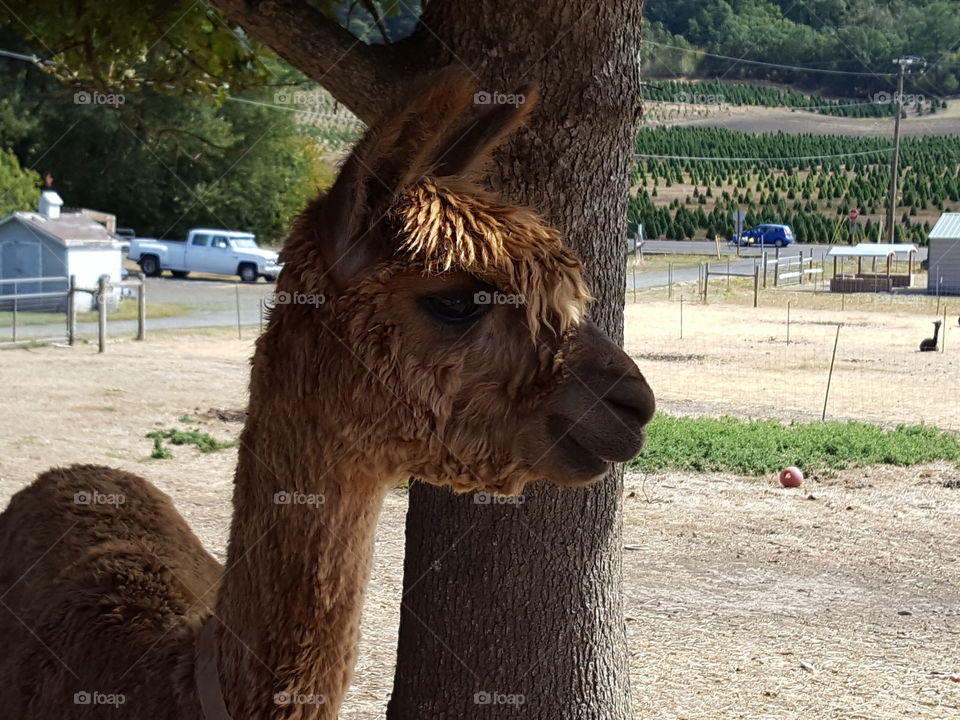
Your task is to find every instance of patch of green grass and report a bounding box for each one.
[0,301,189,328]
[628,414,960,476]
[145,428,234,458]
[149,435,173,460]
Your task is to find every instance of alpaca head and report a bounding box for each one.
[262,68,654,495]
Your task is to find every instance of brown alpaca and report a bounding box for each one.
[0,69,654,719]
[920,320,942,351]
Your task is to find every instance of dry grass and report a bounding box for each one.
[647,101,960,138]
[627,253,713,273]
[1,324,958,719]
[624,299,959,431]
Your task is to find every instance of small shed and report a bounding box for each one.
[927,213,960,296]
[827,243,918,293]
[0,193,125,311]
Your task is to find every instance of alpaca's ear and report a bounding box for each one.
[432,84,539,178]
[314,67,479,288]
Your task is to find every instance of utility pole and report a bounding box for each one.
[886,56,925,243]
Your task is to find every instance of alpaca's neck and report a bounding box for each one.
[213,413,389,719]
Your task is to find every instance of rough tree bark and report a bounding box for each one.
[210,2,644,718]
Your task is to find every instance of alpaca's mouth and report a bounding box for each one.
[542,417,647,486]
[551,428,612,481]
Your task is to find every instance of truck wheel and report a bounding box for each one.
[238,263,258,283]
[171,270,189,279]
[140,255,161,277]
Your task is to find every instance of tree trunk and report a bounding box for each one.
[387,3,643,719]
[211,1,644,717]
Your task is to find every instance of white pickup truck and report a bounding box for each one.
[128,228,282,282]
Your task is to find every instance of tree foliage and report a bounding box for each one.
[0,148,39,216]
[0,1,269,97]
[0,30,333,243]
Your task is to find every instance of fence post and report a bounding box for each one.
[68,275,76,346]
[798,250,805,285]
[753,265,760,308]
[235,284,242,340]
[786,301,791,345]
[726,259,731,291]
[762,252,768,289]
[774,247,781,287]
[943,306,948,354]
[822,324,842,420]
[668,262,673,300]
[936,274,941,315]
[97,274,108,353]
[11,280,17,344]
[136,272,146,341]
[679,295,684,339]
[703,265,710,303]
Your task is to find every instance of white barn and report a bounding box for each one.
[0,191,124,311]
[927,213,960,296]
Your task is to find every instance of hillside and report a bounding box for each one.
[642,0,960,99]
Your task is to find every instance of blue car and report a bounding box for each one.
[730,224,795,247]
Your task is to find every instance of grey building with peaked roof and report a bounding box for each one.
[0,195,124,311]
[927,213,960,296]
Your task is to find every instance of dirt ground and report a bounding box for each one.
[1,312,958,719]
[624,300,960,432]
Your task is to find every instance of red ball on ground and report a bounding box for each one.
[780,466,803,487]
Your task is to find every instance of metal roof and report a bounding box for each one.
[928,213,960,240]
[0,211,122,248]
[827,243,918,258]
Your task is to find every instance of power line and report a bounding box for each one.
[635,149,894,163]
[644,40,897,78]
[0,48,43,64]
[224,95,364,127]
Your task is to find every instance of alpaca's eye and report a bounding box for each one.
[421,292,488,324]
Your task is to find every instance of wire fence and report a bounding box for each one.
[624,257,958,432]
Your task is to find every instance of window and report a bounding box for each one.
[191,234,210,246]
[211,236,230,249]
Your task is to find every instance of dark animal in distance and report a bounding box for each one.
[920,320,942,352]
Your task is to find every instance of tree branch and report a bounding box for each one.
[208,0,428,122]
